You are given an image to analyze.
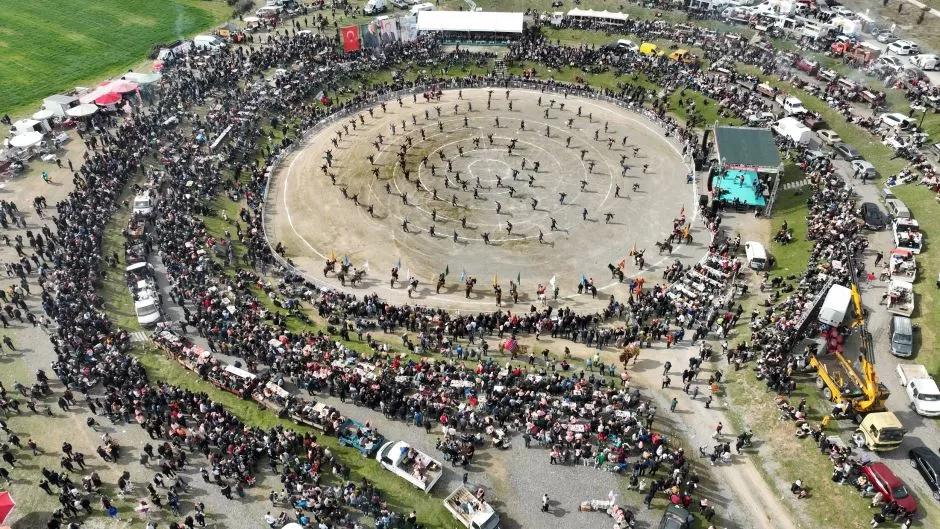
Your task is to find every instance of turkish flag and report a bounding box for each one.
[341,25,360,53]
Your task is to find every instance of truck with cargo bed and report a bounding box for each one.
[897,364,940,417]
[376,440,443,492]
[444,486,501,529]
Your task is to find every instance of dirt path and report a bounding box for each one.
[268,88,699,312]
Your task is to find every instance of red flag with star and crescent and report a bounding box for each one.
[341,25,360,53]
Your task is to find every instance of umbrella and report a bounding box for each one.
[31,109,54,121]
[107,80,139,93]
[123,72,161,85]
[0,491,15,524]
[9,132,44,149]
[66,103,99,118]
[94,92,122,106]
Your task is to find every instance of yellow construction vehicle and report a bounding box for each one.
[809,281,890,419]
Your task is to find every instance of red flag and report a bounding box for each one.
[341,25,360,53]
[618,259,625,270]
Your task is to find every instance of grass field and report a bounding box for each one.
[0,0,229,116]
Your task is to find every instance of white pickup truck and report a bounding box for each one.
[897,364,940,417]
[444,487,501,529]
[376,441,443,493]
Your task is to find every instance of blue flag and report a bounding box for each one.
[459,269,466,283]
[396,259,401,270]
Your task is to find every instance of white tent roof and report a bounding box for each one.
[417,11,524,33]
[566,8,629,22]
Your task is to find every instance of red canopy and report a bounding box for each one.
[0,491,15,524]
[95,92,122,106]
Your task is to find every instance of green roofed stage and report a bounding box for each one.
[710,125,784,214]
[713,126,782,173]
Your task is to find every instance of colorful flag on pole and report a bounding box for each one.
[329,249,337,261]
[679,205,685,217]
[343,255,350,266]
[516,272,521,285]
[549,275,556,288]
[629,242,636,256]
[580,274,586,285]
[492,273,498,287]
[682,224,690,238]
[618,259,626,270]
[445,265,450,276]
[396,259,401,270]
[341,25,360,53]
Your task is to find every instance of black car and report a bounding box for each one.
[833,142,862,160]
[909,446,940,501]
[860,202,887,230]
[658,504,692,529]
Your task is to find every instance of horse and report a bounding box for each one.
[619,344,640,368]
[323,258,336,277]
[350,269,366,286]
[607,263,625,282]
[655,240,673,254]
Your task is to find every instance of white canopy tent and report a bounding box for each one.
[416,11,524,34]
[9,132,44,149]
[66,103,99,118]
[565,8,629,25]
[121,72,162,85]
[31,109,55,121]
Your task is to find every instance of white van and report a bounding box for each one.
[772,117,812,144]
[744,241,770,270]
[410,2,433,14]
[818,284,852,327]
[193,35,226,51]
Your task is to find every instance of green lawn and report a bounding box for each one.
[0,0,229,116]
[98,182,143,332]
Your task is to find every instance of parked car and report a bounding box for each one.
[876,56,905,74]
[860,202,887,230]
[851,159,878,180]
[830,6,855,17]
[908,446,940,501]
[881,113,916,130]
[818,129,842,145]
[861,462,918,514]
[833,142,862,160]
[898,67,930,84]
[615,39,639,54]
[803,114,828,131]
[658,504,692,529]
[795,57,819,73]
[877,32,898,44]
[887,40,920,56]
[911,54,940,71]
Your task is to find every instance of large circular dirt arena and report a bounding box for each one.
[268,88,704,310]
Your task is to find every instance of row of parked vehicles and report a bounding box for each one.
[126,190,163,327]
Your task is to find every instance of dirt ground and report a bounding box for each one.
[269,88,702,311]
